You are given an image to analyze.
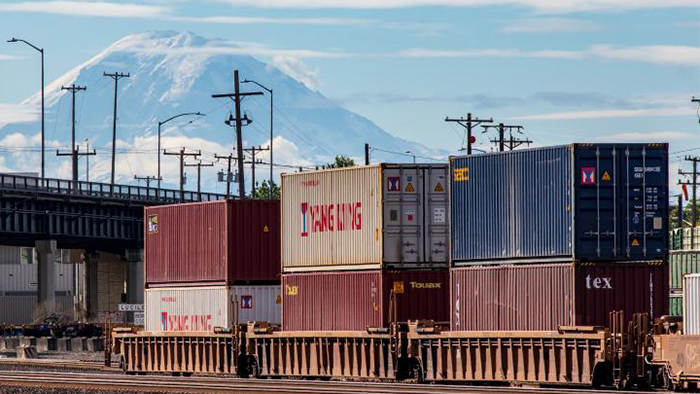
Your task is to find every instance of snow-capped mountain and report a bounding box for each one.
[0,31,446,193]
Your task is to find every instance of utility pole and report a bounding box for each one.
[184,160,214,196]
[212,70,263,199]
[679,155,700,248]
[103,71,130,191]
[445,113,493,155]
[134,175,160,188]
[364,143,370,165]
[482,123,531,152]
[84,139,91,182]
[164,148,200,202]
[215,153,238,199]
[241,79,274,199]
[244,146,269,197]
[693,96,700,124]
[56,84,94,191]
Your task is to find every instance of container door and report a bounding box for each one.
[383,166,422,265]
[574,144,668,261]
[424,166,449,265]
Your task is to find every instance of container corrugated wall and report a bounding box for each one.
[451,146,573,263]
[574,263,668,326]
[282,166,383,272]
[684,273,700,335]
[451,264,574,331]
[451,262,668,331]
[144,285,280,332]
[282,269,448,331]
[232,285,281,325]
[0,263,74,293]
[670,251,700,290]
[145,200,280,285]
[450,143,668,264]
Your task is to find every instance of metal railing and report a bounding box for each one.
[0,174,228,203]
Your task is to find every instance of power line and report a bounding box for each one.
[164,147,200,201]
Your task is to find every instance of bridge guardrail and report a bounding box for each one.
[0,174,228,204]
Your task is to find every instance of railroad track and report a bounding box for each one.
[0,370,651,394]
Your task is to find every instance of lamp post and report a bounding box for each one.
[242,79,273,200]
[157,112,204,192]
[8,37,44,181]
[405,150,416,163]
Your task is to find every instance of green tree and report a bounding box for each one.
[251,180,280,200]
[327,155,355,169]
[671,201,700,229]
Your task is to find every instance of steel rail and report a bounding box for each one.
[0,370,649,394]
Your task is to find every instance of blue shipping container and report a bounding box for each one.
[450,143,668,264]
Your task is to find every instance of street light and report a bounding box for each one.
[405,150,416,163]
[8,37,44,181]
[242,79,274,199]
[157,112,204,191]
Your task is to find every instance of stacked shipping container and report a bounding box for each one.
[281,164,450,330]
[669,250,700,315]
[450,143,670,331]
[143,200,281,331]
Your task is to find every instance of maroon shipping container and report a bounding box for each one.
[451,262,668,331]
[282,269,449,331]
[145,200,280,285]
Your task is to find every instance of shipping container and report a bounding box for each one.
[670,227,700,251]
[0,294,73,325]
[0,262,74,293]
[145,200,280,285]
[282,269,448,331]
[282,164,448,272]
[670,292,683,316]
[144,285,280,332]
[670,250,700,290]
[451,262,668,331]
[684,273,700,335]
[450,144,668,264]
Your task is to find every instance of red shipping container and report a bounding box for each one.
[451,262,668,331]
[145,200,280,285]
[282,270,448,331]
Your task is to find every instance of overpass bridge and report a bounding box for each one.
[0,173,227,322]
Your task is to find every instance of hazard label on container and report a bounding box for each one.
[405,183,415,192]
[241,295,253,309]
[387,177,400,192]
[434,182,444,192]
[147,215,158,234]
[263,225,269,232]
[581,167,596,185]
[631,238,640,247]
[602,171,611,181]
[393,281,405,294]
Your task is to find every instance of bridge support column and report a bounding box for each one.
[35,240,57,312]
[127,254,144,305]
[85,252,99,319]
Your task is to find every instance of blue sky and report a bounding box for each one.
[0,0,699,172]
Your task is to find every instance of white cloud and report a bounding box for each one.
[123,40,350,59]
[0,1,167,18]
[590,44,700,66]
[512,107,697,121]
[397,47,584,59]
[597,131,694,142]
[0,104,39,127]
[270,56,320,90]
[208,0,698,13]
[396,45,700,65]
[501,17,602,33]
[171,15,374,26]
[0,54,19,61]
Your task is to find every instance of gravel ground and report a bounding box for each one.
[0,388,154,394]
[0,351,119,363]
